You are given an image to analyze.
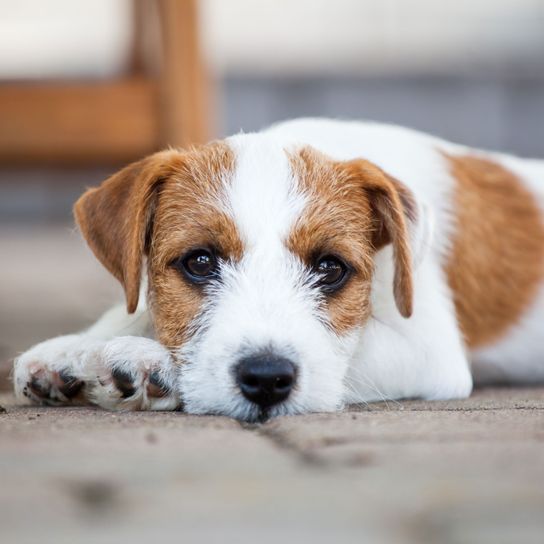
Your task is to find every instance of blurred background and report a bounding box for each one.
[1,0,543,387]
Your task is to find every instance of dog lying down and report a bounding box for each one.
[14,118,544,421]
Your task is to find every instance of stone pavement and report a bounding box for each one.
[1,388,544,544]
[1,225,544,543]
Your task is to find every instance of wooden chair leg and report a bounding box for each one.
[156,0,211,148]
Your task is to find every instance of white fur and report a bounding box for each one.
[13,118,544,419]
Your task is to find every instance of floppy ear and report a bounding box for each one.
[73,150,183,313]
[345,160,417,318]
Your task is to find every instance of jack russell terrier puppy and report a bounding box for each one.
[13,119,544,421]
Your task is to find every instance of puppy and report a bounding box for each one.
[13,119,544,421]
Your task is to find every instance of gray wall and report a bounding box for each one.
[220,74,544,158]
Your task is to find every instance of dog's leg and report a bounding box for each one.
[13,304,181,410]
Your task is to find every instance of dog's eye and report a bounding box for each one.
[172,249,218,283]
[314,255,349,291]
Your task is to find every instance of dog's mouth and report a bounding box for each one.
[222,400,284,423]
[242,397,298,423]
[255,407,271,423]
[240,405,281,424]
[233,401,274,423]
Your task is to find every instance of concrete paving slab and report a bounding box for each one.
[1,388,544,544]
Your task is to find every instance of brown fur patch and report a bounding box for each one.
[148,143,243,348]
[445,153,544,348]
[75,142,242,349]
[288,147,414,334]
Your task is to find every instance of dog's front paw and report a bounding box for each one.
[14,335,103,405]
[14,335,180,411]
[89,336,181,411]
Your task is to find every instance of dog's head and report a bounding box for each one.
[75,134,416,420]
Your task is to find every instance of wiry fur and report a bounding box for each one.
[13,118,544,420]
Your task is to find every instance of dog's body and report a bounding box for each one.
[14,119,544,420]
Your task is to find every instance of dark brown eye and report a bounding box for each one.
[314,255,349,291]
[172,249,218,283]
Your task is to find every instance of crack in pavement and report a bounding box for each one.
[237,419,327,466]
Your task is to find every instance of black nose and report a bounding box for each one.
[236,355,296,408]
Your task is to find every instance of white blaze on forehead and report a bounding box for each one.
[213,133,321,354]
[225,133,306,248]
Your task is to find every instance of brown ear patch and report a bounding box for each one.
[74,150,185,313]
[356,168,414,319]
[445,153,544,349]
[288,147,414,334]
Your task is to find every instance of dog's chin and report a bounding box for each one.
[182,398,293,422]
[242,402,295,423]
[236,404,274,424]
[181,391,342,422]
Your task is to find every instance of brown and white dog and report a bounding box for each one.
[14,119,544,421]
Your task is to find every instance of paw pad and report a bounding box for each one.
[57,370,84,399]
[147,370,171,398]
[28,369,51,398]
[26,368,85,403]
[110,367,137,398]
